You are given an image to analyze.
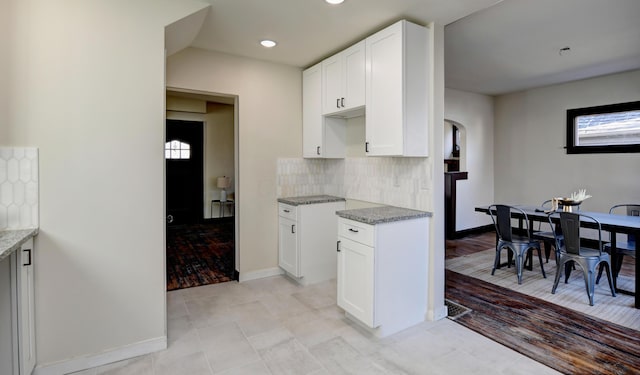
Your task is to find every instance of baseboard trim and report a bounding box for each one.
[33,336,167,375]
[426,304,449,321]
[238,267,283,282]
[452,224,494,239]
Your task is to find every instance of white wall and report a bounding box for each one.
[445,88,494,230]
[494,70,640,211]
[4,0,208,371]
[166,48,302,276]
[0,0,10,143]
[204,103,235,216]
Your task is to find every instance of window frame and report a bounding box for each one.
[566,100,640,154]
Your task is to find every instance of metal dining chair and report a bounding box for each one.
[533,199,581,263]
[532,200,560,263]
[488,204,546,284]
[552,212,616,306]
[596,204,639,285]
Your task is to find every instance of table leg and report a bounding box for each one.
[219,202,224,218]
[610,233,618,290]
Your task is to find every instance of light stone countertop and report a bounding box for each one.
[336,206,432,225]
[277,195,346,206]
[0,228,38,262]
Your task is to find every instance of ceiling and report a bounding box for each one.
[175,0,640,96]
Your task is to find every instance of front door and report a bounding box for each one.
[166,120,204,225]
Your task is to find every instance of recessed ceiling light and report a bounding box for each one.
[260,40,277,48]
[325,0,345,4]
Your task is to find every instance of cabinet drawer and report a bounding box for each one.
[278,203,297,220]
[338,218,374,247]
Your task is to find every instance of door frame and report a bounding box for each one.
[165,87,240,276]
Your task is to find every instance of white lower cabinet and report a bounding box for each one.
[337,217,429,337]
[336,237,374,327]
[17,238,36,375]
[278,201,346,285]
[0,238,36,375]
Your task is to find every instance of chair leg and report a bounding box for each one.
[602,261,617,297]
[614,254,625,279]
[491,247,501,275]
[564,261,573,283]
[515,251,524,284]
[582,267,596,306]
[543,240,551,263]
[536,248,546,278]
[552,259,564,294]
[595,263,604,285]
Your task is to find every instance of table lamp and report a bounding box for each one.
[217,176,231,202]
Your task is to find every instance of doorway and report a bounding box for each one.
[444,120,468,239]
[165,90,238,290]
[166,120,204,225]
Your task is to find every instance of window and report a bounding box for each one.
[165,140,191,159]
[566,101,640,154]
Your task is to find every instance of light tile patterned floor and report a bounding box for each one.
[71,276,560,375]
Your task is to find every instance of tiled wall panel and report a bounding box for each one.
[0,147,39,229]
[277,157,431,211]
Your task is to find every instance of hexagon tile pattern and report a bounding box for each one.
[0,147,39,229]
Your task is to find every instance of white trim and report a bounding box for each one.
[33,336,167,375]
[238,267,283,282]
[426,304,448,321]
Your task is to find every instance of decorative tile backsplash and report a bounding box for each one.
[0,147,39,229]
[277,157,432,211]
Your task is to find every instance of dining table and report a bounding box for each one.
[475,205,640,308]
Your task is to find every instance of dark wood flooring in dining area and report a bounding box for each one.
[445,231,640,374]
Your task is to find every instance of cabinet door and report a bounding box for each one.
[342,40,365,111]
[17,239,35,375]
[322,54,343,115]
[302,63,324,158]
[0,257,16,375]
[365,22,404,156]
[278,217,300,277]
[337,238,375,327]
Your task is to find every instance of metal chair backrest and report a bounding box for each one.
[609,204,640,243]
[488,204,531,242]
[559,212,602,256]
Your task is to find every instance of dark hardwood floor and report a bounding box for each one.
[445,230,639,374]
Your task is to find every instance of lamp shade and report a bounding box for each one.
[217,176,231,189]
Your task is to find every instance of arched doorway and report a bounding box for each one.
[444,120,468,239]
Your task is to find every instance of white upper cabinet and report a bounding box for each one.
[365,20,430,157]
[302,63,346,158]
[322,40,365,117]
